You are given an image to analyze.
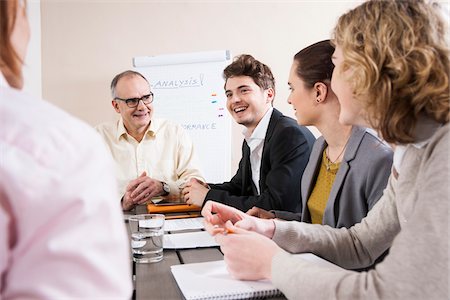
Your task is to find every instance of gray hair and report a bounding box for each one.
[110,70,149,98]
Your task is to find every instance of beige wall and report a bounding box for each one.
[40,0,358,174]
[24,0,41,97]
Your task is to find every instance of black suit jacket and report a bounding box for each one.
[206,109,315,212]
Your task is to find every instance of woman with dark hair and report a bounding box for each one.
[0,1,131,298]
[248,40,393,230]
[202,1,449,298]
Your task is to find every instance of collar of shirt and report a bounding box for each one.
[243,107,273,150]
[116,117,162,141]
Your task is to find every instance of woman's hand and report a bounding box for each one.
[215,221,281,280]
[202,201,276,238]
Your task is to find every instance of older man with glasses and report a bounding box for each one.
[96,70,204,211]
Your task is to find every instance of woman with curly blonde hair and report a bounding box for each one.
[332,0,449,143]
[201,1,449,298]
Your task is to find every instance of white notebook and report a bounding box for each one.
[171,260,280,300]
[171,253,340,300]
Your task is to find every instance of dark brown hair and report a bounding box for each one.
[294,40,334,88]
[223,54,275,92]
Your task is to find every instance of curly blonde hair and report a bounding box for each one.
[333,0,450,144]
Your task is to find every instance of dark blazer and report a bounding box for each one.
[206,108,315,212]
[274,126,393,228]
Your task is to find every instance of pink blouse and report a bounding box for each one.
[0,83,132,299]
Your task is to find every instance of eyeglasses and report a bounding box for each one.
[114,92,154,108]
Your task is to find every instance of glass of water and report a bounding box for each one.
[128,214,165,263]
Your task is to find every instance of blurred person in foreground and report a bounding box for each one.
[0,1,132,298]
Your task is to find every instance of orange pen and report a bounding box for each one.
[223,228,234,235]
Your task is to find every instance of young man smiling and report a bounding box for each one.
[96,70,204,211]
[182,55,315,212]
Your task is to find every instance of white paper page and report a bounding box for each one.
[171,260,279,300]
[164,217,205,232]
[170,253,342,300]
[164,231,219,249]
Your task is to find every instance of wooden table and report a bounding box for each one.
[125,205,285,300]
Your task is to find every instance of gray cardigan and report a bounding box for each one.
[274,126,393,228]
[271,120,449,299]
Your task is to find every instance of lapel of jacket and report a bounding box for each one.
[301,137,326,222]
[263,108,281,143]
[257,108,280,191]
[323,126,365,227]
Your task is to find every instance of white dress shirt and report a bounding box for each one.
[243,107,273,195]
[96,118,204,199]
[0,75,132,299]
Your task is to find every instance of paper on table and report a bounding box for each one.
[171,253,342,300]
[164,217,205,232]
[171,260,281,300]
[164,231,219,249]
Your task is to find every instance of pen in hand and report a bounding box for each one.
[223,228,234,235]
[209,224,235,235]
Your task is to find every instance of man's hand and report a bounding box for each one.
[181,178,209,206]
[121,172,165,210]
[246,207,276,219]
[122,190,136,211]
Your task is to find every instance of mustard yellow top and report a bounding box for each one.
[307,149,340,224]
